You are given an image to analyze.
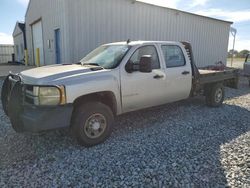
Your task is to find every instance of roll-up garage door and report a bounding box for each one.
[32,21,44,66]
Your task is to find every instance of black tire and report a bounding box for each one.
[1,76,10,116]
[205,83,225,107]
[71,102,114,147]
[8,82,24,132]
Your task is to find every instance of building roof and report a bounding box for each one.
[25,0,233,25]
[135,0,233,24]
[106,41,182,46]
[13,22,25,37]
[18,22,25,33]
[13,22,27,49]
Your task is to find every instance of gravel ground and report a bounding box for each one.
[0,77,249,187]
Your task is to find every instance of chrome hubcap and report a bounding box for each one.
[84,113,107,139]
[215,88,223,103]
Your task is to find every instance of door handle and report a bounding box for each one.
[182,71,190,75]
[154,74,164,79]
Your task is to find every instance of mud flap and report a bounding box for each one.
[1,76,11,116]
[225,77,239,89]
[8,81,24,132]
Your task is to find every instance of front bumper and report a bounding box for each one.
[21,104,73,133]
[1,74,73,133]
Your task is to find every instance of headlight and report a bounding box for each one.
[25,85,66,106]
[38,87,61,105]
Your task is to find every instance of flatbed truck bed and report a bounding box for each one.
[198,68,239,86]
[181,42,239,97]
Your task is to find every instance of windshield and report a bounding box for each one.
[80,45,130,69]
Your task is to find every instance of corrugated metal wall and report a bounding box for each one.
[0,45,14,64]
[26,0,231,67]
[25,0,70,66]
[13,34,25,62]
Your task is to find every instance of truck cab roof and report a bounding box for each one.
[105,41,184,46]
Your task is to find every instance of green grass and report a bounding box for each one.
[227,58,245,69]
[227,58,245,63]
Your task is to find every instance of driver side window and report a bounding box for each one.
[129,46,160,70]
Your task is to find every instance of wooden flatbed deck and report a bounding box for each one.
[198,69,221,75]
[197,67,239,87]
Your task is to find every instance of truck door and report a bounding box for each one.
[121,45,168,112]
[244,54,250,77]
[160,45,192,101]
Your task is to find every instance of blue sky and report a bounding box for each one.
[0,0,249,51]
[0,0,27,41]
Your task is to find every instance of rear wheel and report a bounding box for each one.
[205,83,225,107]
[71,102,114,147]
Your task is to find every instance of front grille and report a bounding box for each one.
[25,95,34,104]
[24,85,37,105]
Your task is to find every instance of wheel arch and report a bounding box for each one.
[73,91,118,116]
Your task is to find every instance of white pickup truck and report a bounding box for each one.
[1,41,239,146]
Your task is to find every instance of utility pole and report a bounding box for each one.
[230,27,237,67]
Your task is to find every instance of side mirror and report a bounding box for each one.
[125,60,134,73]
[139,55,152,73]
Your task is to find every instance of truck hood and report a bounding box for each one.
[20,64,108,85]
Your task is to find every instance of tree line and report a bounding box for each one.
[228,49,249,58]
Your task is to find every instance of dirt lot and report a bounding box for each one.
[0,77,249,187]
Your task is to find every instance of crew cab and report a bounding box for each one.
[1,41,239,146]
[244,53,250,86]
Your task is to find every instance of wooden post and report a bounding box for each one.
[36,48,40,67]
[24,49,28,66]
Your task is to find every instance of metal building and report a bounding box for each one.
[13,22,27,63]
[25,0,232,67]
[0,45,14,64]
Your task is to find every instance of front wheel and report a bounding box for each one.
[71,102,114,147]
[205,83,225,107]
[1,76,10,116]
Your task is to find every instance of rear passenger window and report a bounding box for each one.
[161,45,186,68]
[129,46,160,69]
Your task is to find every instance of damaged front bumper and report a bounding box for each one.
[1,74,73,133]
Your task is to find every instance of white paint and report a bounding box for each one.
[21,41,193,115]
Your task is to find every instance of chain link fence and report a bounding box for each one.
[0,45,14,64]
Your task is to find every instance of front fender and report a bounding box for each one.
[66,74,122,114]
